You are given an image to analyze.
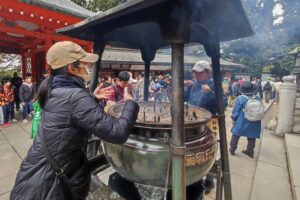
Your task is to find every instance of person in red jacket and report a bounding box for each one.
[0,78,14,127]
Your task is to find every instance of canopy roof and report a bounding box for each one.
[102,48,245,68]
[58,0,253,61]
[19,0,95,19]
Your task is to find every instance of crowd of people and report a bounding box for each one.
[0,70,51,127]
[0,61,281,129]
[97,71,173,105]
[224,76,282,107]
[0,72,41,127]
[97,66,281,116]
[0,67,172,128]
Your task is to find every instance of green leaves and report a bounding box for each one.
[71,0,127,12]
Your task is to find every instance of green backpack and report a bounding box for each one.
[31,101,42,139]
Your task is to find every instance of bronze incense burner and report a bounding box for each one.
[102,102,217,188]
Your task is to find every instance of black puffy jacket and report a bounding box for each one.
[19,83,36,102]
[10,75,139,200]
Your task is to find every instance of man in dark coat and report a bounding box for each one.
[255,78,263,99]
[19,73,36,124]
[10,41,139,200]
[11,72,22,111]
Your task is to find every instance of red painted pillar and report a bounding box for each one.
[44,37,53,71]
[21,50,26,79]
[30,46,37,81]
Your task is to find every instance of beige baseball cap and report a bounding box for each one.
[191,61,211,72]
[46,41,99,69]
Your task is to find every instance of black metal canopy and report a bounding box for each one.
[57,1,254,200]
[57,0,253,60]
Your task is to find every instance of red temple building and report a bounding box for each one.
[0,0,94,80]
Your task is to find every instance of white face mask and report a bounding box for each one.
[81,75,90,82]
[81,65,93,82]
[85,65,93,74]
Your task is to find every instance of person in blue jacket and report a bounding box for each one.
[184,60,227,115]
[184,60,227,193]
[229,82,261,158]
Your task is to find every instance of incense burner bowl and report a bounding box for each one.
[102,102,217,188]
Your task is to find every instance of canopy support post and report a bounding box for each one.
[171,43,186,200]
[143,60,151,101]
[210,43,232,200]
[87,42,105,159]
[90,42,105,92]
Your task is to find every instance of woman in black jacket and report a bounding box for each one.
[10,41,139,200]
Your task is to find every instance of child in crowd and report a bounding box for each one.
[9,83,17,123]
[19,73,35,124]
[0,78,14,127]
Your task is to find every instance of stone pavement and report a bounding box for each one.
[0,113,33,200]
[285,133,300,200]
[0,101,293,200]
[249,103,293,200]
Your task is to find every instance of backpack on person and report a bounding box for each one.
[242,95,265,121]
[263,81,271,91]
